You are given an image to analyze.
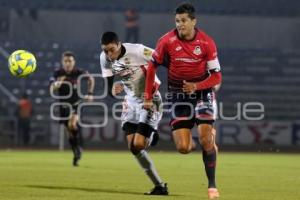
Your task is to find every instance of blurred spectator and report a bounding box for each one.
[125,8,139,43]
[17,93,33,146]
[29,8,38,21]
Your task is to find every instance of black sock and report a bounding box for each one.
[68,130,80,157]
[78,127,84,147]
[69,137,77,156]
[202,148,217,188]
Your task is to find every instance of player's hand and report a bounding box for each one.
[84,94,94,102]
[112,83,124,96]
[143,99,153,110]
[182,80,197,94]
[53,76,67,89]
[53,81,63,89]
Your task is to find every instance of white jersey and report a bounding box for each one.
[100,43,161,99]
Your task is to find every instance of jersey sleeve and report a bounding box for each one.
[100,52,113,77]
[143,64,161,86]
[152,36,168,65]
[205,35,221,72]
[138,44,154,62]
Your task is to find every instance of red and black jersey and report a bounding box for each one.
[152,28,221,92]
[50,67,88,104]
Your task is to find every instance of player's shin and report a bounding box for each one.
[202,147,217,188]
[199,125,217,188]
[131,146,164,187]
[68,129,82,162]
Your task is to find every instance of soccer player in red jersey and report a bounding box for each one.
[144,3,222,199]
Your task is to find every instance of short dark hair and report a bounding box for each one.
[62,51,75,59]
[175,2,196,19]
[101,31,119,45]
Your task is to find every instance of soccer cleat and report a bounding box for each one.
[73,157,80,167]
[208,188,220,199]
[144,183,168,195]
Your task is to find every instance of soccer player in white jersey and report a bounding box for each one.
[100,32,168,195]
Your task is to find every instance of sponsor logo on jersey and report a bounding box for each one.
[175,46,182,51]
[193,46,202,55]
[175,58,202,63]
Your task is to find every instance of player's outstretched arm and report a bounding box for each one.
[143,61,158,109]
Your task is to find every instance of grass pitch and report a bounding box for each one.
[0,150,299,200]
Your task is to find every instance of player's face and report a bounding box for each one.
[102,42,122,62]
[62,56,75,73]
[175,13,196,39]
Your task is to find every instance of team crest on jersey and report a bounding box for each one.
[193,46,202,55]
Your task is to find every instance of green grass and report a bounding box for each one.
[0,150,299,200]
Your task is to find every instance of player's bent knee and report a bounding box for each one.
[67,114,78,130]
[173,129,192,154]
[176,143,191,154]
[129,146,141,155]
[202,140,215,152]
[133,140,146,152]
[133,133,147,151]
[67,122,73,131]
[200,136,215,152]
[67,122,77,132]
[178,148,190,154]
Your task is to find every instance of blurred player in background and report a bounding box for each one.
[144,3,222,199]
[124,8,139,43]
[50,51,95,166]
[100,32,168,195]
[17,93,33,146]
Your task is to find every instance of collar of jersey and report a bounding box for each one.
[175,28,199,42]
[117,45,126,60]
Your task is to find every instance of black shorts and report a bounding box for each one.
[122,122,156,138]
[59,104,78,126]
[168,89,217,131]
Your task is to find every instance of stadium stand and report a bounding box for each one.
[0,0,300,17]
